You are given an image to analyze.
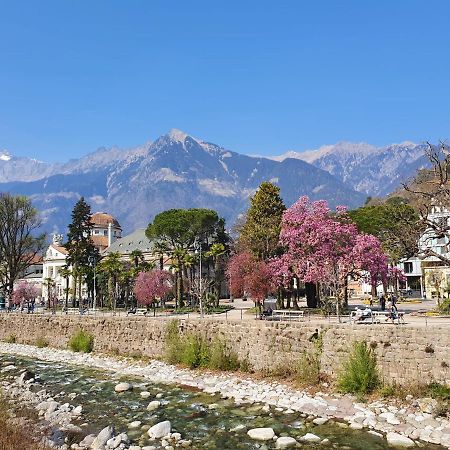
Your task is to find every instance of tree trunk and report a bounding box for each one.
[177,270,184,308]
[305,282,318,308]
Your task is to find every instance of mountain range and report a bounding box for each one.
[0,130,429,236]
[272,141,429,196]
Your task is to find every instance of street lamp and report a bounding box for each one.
[88,256,97,313]
[194,239,204,318]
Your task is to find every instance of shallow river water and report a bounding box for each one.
[0,354,445,450]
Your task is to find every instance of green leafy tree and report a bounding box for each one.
[238,181,286,260]
[65,197,99,306]
[349,197,422,263]
[0,194,46,299]
[146,208,227,307]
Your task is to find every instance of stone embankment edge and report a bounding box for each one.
[0,342,449,448]
[0,314,449,386]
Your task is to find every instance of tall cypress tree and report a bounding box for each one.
[65,197,98,306]
[239,182,286,260]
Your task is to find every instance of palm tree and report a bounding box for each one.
[206,243,226,307]
[130,249,144,268]
[43,277,57,313]
[59,265,72,310]
[98,252,123,311]
[152,242,167,271]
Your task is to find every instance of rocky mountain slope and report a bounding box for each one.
[0,130,365,235]
[273,141,429,196]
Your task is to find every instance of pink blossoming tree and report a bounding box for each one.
[226,251,273,306]
[271,196,388,314]
[11,281,39,310]
[133,270,173,308]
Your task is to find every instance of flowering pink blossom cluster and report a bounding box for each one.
[133,269,172,306]
[270,196,388,297]
[226,251,273,303]
[228,196,391,301]
[11,281,39,306]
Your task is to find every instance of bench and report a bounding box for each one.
[372,310,405,325]
[127,308,148,316]
[270,310,304,321]
[65,307,96,315]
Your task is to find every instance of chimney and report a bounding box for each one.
[108,222,114,247]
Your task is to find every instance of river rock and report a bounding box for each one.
[46,401,59,415]
[312,417,328,425]
[1,364,16,372]
[146,400,161,411]
[91,425,114,449]
[300,433,321,443]
[78,434,96,448]
[73,405,83,415]
[275,436,297,448]
[147,420,171,439]
[417,397,438,414]
[16,369,35,384]
[386,432,415,448]
[128,446,142,450]
[128,420,142,429]
[230,424,246,432]
[247,428,275,441]
[114,382,133,393]
[140,391,151,398]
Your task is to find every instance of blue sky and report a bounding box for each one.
[1,1,450,162]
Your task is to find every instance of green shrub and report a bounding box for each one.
[68,330,94,353]
[164,321,242,371]
[427,382,450,401]
[379,383,396,398]
[35,337,49,348]
[209,338,240,371]
[338,340,379,396]
[296,351,320,385]
[438,298,450,314]
[165,320,182,364]
[4,334,16,344]
[180,334,210,368]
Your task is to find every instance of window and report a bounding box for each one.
[94,230,99,235]
[404,262,413,274]
[103,230,108,236]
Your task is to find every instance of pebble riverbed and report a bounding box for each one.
[0,342,449,449]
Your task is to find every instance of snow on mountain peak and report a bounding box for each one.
[0,150,11,161]
[167,128,192,143]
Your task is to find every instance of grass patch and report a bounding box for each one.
[68,329,94,353]
[427,382,450,401]
[164,320,244,371]
[338,340,379,397]
[35,337,49,348]
[4,334,16,344]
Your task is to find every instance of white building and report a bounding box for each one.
[42,212,122,303]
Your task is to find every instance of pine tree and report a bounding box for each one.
[65,197,98,306]
[239,182,286,260]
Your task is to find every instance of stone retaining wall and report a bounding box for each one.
[0,314,448,386]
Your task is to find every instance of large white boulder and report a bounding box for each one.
[276,436,298,448]
[300,432,321,443]
[386,432,415,448]
[247,428,275,441]
[114,382,133,393]
[91,425,114,449]
[147,420,171,439]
